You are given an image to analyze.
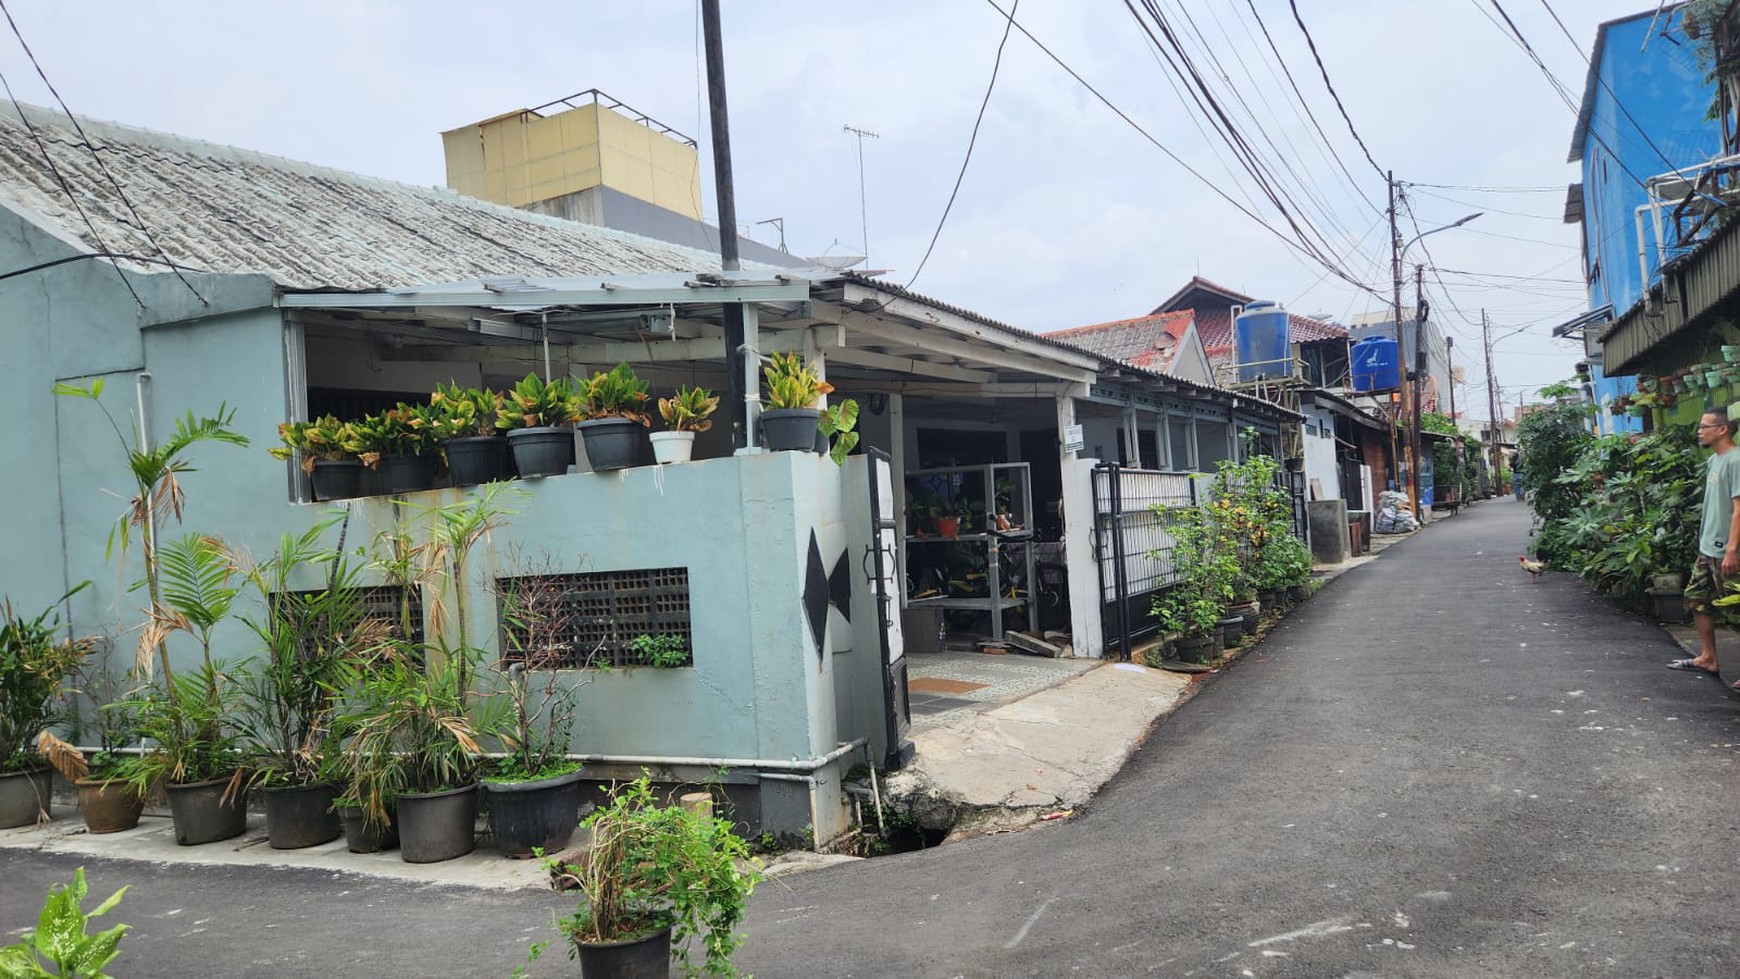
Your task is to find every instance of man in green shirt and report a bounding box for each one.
[1671,408,1740,680]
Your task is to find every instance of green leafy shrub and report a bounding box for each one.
[0,868,128,979]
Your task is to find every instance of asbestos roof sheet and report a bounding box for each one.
[0,103,730,291]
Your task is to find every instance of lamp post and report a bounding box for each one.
[1388,182,1480,519]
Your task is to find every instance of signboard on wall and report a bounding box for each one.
[1063,424,1085,453]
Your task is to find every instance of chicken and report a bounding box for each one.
[1519,555,1546,583]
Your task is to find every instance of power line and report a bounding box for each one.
[0,0,203,306]
[978,0,1384,298]
[1238,0,1382,215]
[1287,0,1387,180]
[1405,182,1563,193]
[907,0,1020,289]
[1124,0,1360,279]
[0,70,144,310]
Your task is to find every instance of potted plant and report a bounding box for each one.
[532,777,759,978]
[109,534,250,846]
[819,399,860,465]
[482,568,593,858]
[498,372,581,478]
[760,351,833,452]
[235,522,380,849]
[431,383,510,486]
[33,650,147,835]
[1149,488,1241,664]
[367,403,441,494]
[0,587,92,828]
[269,415,366,501]
[577,363,652,472]
[652,385,719,465]
[0,867,130,978]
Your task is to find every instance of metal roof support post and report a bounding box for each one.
[702,0,747,449]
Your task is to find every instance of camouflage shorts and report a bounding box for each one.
[1685,557,1735,617]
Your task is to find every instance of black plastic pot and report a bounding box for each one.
[1228,601,1260,638]
[397,783,478,863]
[484,769,583,859]
[577,418,645,472]
[1216,615,1245,649]
[263,782,341,849]
[760,408,821,453]
[338,803,399,853]
[506,426,575,478]
[310,460,364,500]
[444,436,510,486]
[574,927,672,979]
[1649,588,1692,624]
[1174,634,1216,665]
[1287,584,1309,603]
[379,452,438,494]
[0,767,53,828]
[165,776,248,846]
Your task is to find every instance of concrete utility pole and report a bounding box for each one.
[1411,263,1426,510]
[702,0,748,449]
[1446,335,1457,421]
[1389,172,1409,509]
[1483,309,1502,482]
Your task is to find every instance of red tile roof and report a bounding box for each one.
[1046,311,1194,371]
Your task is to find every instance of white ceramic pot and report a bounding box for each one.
[650,431,696,465]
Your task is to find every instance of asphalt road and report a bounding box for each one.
[733,498,1740,977]
[6,498,1740,977]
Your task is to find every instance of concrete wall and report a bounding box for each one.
[1300,405,1342,501]
[16,258,864,837]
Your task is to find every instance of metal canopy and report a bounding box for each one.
[279,270,815,310]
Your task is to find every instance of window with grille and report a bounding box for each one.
[496,567,692,669]
[272,585,423,656]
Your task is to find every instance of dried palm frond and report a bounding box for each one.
[34,730,89,782]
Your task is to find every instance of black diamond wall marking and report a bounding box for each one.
[803,532,829,660]
[828,549,852,624]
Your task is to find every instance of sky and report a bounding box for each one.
[0,0,1677,422]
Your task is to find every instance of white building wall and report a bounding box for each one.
[1301,405,1343,501]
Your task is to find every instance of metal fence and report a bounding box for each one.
[1092,463,1306,657]
[1091,465,1198,655]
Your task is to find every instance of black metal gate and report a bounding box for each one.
[1091,464,1197,657]
[866,448,913,770]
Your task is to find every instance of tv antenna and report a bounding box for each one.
[843,124,880,266]
[755,217,788,252]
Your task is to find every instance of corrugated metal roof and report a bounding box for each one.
[0,102,732,291]
[832,273,1301,420]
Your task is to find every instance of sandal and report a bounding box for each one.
[1667,658,1721,677]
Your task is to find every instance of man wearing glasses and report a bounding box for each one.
[1670,409,1740,681]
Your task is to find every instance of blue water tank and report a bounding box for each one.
[1350,336,1401,392]
[1235,301,1292,383]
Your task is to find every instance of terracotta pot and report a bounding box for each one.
[76,778,144,834]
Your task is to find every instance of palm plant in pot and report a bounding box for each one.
[110,534,251,846]
[760,351,833,452]
[46,653,146,834]
[577,363,653,472]
[235,522,382,849]
[269,415,366,501]
[498,372,581,478]
[0,587,93,828]
[431,383,510,485]
[652,385,719,465]
[481,565,596,858]
[532,777,759,978]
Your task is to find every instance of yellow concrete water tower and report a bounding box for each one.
[442,89,702,224]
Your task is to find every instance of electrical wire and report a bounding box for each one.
[0,70,144,310]
[907,0,1019,289]
[0,0,203,306]
[1287,0,1386,181]
[978,0,1384,298]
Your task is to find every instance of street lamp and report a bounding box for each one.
[1391,208,1482,520]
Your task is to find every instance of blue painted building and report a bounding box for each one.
[1566,4,1720,428]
